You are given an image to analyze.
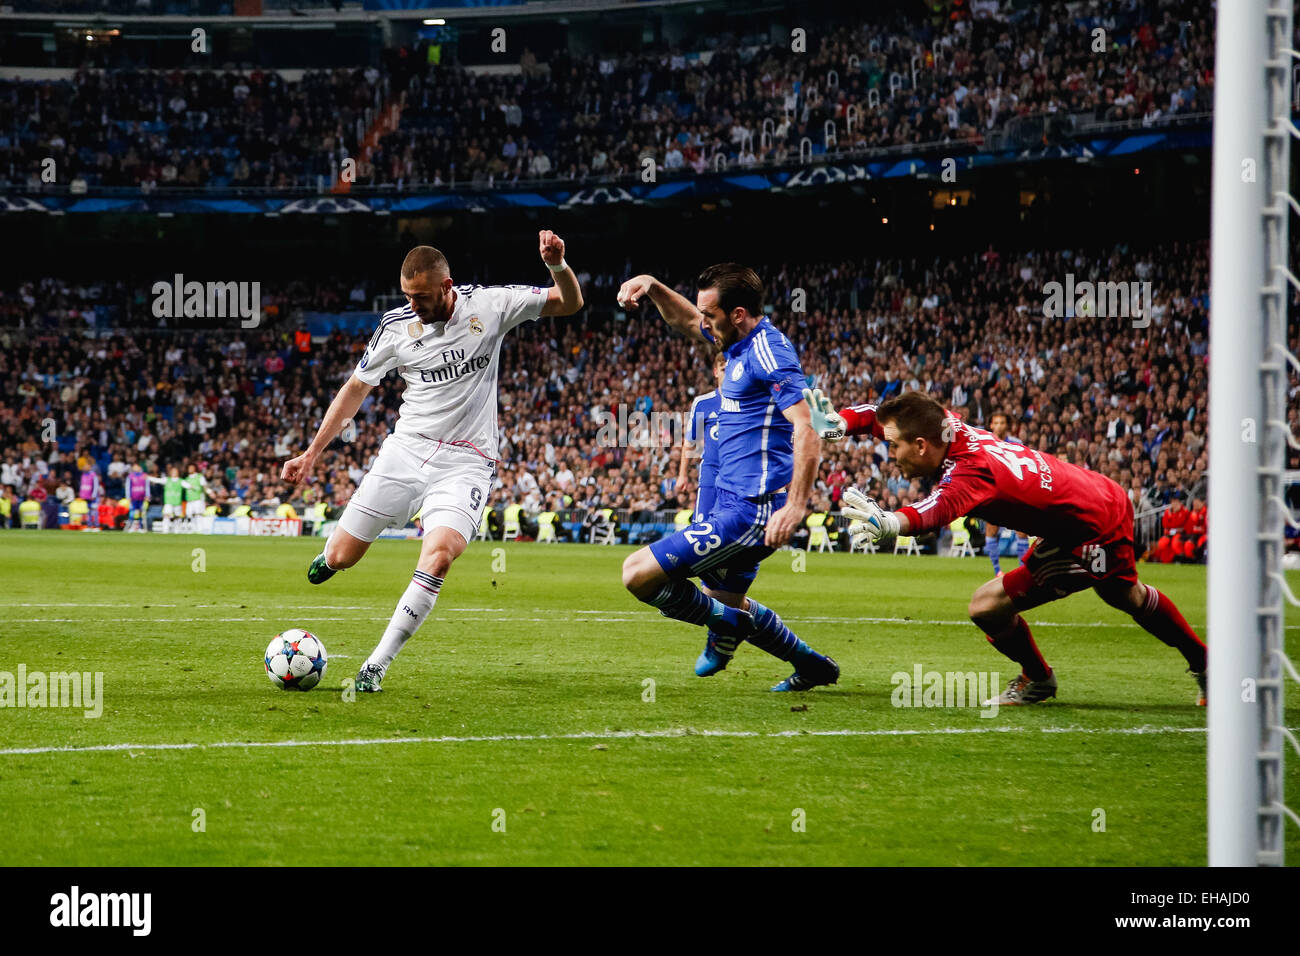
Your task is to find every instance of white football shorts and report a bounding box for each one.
[337,433,495,545]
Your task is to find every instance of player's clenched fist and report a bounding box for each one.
[539,230,565,266]
[616,274,656,309]
[764,500,803,548]
[281,451,316,486]
[841,487,900,548]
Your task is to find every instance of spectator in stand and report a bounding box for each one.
[0,485,17,528]
[1150,493,1189,563]
[1180,496,1207,563]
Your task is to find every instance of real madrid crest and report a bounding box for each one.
[469,317,484,336]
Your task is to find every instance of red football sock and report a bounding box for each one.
[1134,585,1206,671]
[984,615,1051,682]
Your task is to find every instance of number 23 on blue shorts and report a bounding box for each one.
[648,487,782,585]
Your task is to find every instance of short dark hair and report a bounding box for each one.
[876,391,948,443]
[401,246,450,280]
[696,262,762,318]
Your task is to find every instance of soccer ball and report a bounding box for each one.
[264,629,328,691]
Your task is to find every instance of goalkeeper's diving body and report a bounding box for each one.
[616,264,839,691]
[806,388,1206,706]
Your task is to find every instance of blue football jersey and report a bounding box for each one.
[687,389,723,489]
[712,317,807,496]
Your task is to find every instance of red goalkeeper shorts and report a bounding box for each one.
[1002,533,1139,611]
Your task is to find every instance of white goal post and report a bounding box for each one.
[1208,0,1292,867]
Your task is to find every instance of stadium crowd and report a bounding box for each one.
[0,234,1266,564]
[0,0,1215,193]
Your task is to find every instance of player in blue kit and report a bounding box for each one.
[616,264,839,691]
[677,350,727,522]
[676,350,731,675]
[982,412,1030,575]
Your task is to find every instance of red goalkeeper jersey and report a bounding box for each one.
[840,403,1132,544]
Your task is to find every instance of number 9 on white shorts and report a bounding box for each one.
[338,434,495,544]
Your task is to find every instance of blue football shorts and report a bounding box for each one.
[650,486,785,594]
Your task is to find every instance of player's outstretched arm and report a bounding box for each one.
[617,274,712,347]
[281,374,373,486]
[538,229,584,316]
[676,436,693,495]
[811,398,885,440]
[765,400,821,548]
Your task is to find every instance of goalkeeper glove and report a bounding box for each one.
[802,386,847,441]
[840,486,900,548]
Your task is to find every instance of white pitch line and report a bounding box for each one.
[0,603,179,608]
[784,615,1230,629]
[24,604,1298,632]
[0,724,1213,757]
[2,621,642,629]
[191,605,510,612]
[0,614,1249,631]
[0,606,1227,629]
[1,603,507,611]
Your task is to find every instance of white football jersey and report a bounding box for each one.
[353,283,548,458]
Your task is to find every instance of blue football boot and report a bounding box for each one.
[695,629,741,677]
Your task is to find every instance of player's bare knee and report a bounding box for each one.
[325,535,361,569]
[1101,581,1147,615]
[418,546,456,578]
[704,587,744,608]
[968,582,1007,630]
[622,550,659,597]
[621,552,643,592]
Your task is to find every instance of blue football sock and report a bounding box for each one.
[985,537,1001,575]
[704,628,737,656]
[745,598,818,665]
[647,579,748,636]
[1014,535,1030,560]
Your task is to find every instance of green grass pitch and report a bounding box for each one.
[1,532,1294,866]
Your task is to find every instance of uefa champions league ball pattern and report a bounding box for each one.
[265,629,328,691]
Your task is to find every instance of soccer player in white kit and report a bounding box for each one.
[281,232,584,691]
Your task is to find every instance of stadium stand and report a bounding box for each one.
[0,1,1216,192]
[0,233,1250,561]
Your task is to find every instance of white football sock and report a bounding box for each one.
[367,570,443,671]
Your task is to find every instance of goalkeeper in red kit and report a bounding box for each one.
[805,388,1206,706]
